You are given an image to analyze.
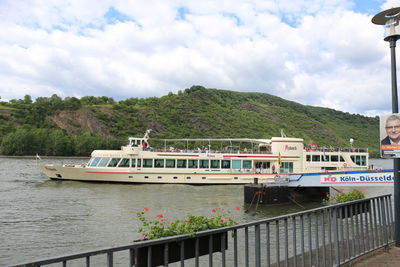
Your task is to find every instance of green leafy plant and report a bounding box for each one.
[323,189,365,204]
[136,207,240,240]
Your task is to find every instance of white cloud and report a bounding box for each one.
[0,0,396,115]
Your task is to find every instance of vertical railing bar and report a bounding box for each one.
[285,218,289,267]
[333,207,340,266]
[163,243,169,267]
[209,234,213,267]
[63,260,66,267]
[255,224,261,267]
[372,198,379,246]
[350,205,355,258]
[300,215,305,267]
[276,220,280,267]
[321,210,326,267]
[384,196,392,242]
[381,197,389,246]
[359,202,365,254]
[339,206,344,262]
[107,251,113,267]
[275,220,281,267]
[363,201,370,252]
[327,207,332,267]
[266,222,271,267]
[388,195,394,239]
[234,229,238,267]
[245,227,249,267]
[86,255,90,267]
[315,212,320,267]
[292,216,297,267]
[355,203,361,256]
[221,232,226,267]
[377,197,383,246]
[195,237,199,267]
[308,214,312,266]
[147,246,152,267]
[180,240,185,267]
[345,205,349,260]
[368,200,375,250]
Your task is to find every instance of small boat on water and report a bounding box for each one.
[38,130,377,185]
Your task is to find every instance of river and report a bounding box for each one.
[0,157,393,265]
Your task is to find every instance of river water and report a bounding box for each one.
[0,157,393,266]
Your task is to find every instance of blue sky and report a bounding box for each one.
[0,0,398,116]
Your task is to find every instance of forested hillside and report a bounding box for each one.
[0,86,380,157]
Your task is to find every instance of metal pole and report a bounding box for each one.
[389,37,400,247]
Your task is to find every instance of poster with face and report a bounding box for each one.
[380,114,400,158]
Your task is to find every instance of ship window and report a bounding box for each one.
[137,159,141,167]
[97,158,110,167]
[108,158,121,167]
[131,159,136,167]
[321,155,328,162]
[221,160,230,169]
[281,162,293,173]
[166,159,175,168]
[211,160,220,169]
[312,155,320,162]
[306,155,311,162]
[118,158,130,167]
[339,156,345,162]
[143,159,153,168]
[90,157,101,167]
[188,160,198,168]
[350,155,367,166]
[361,156,366,166]
[200,160,209,168]
[232,160,241,169]
[177,159,187,168]
[242,160,252,169]
[155,159,164,168]
[331,155,339,162]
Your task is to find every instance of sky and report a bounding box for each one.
[0,0,399,116]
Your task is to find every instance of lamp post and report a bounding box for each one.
[372,7,400,247]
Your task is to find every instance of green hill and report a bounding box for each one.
[0,86,380,157]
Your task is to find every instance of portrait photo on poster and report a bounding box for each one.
[380,114,400,158]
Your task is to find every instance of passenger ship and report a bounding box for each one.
[38,130,370,184]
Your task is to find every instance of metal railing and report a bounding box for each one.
[5,194,393,267]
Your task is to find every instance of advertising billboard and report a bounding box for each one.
[380,114,400,158]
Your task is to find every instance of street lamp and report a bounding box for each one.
[372,7,400,247]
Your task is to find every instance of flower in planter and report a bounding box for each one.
[136,207,240,240]
[323,189,365,204]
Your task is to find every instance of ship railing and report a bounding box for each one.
[6,194,393,267]
[306,147,368,153]
[146,147,273,154]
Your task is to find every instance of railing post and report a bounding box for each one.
[255,224,261,267]
[107,251,113,267]
[333,207,340,266]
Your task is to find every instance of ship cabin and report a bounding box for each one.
[86,135,369,175]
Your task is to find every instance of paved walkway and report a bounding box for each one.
[344,244,400,266]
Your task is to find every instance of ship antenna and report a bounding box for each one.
[143,129,152,142]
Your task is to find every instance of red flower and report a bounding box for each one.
[161,218,167,222]
[234,206,241,211]
[143,208,150,212]
[212,209,217,213]
[155,214,164,218]
[221,217,228,223]
[186,219,193,223]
